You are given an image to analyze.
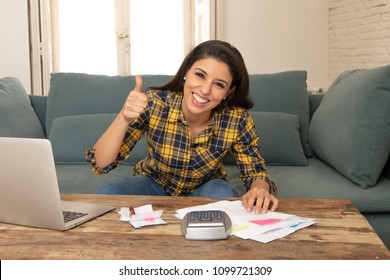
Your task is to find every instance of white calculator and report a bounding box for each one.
[181,210,232,240]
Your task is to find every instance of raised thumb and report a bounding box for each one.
[134,75,143,92]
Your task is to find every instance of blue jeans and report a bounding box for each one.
[96,175,239,199]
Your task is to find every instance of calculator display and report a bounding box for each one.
[188,210,224,227]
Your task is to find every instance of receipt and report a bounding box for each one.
[118,204,166,228]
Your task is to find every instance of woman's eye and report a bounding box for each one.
[195,72,205,79]
[214,82,225,89]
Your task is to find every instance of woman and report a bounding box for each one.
[86,40,278,214]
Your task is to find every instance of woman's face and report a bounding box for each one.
[182,57,235,121]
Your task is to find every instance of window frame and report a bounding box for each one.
[29,0,220,95]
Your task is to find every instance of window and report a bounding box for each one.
[29,0,219,95]
[130,0,188,75]
[55,0,118,75]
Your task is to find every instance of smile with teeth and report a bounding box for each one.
[192,93,209,104]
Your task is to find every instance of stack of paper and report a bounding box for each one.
[175,200,316,243]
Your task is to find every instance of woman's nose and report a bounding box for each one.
[200,82,212,94]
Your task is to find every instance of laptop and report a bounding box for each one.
[0,137,115,230]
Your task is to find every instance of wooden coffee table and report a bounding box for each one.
[0,194,389,259]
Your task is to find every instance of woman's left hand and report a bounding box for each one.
[242,179,279,214]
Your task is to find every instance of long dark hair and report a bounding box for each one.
[151,40,253,110]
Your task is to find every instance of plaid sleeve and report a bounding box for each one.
[85,119,147,174]
[85,92,151,174]
[232,114,277,195]
[85,146,116,174]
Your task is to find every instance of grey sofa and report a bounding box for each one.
[1,66,389,250]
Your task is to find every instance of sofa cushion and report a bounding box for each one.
[224,157,390,212]
[250,112,307,166]
[56,164,132,194]
[0,77,45,138]
[46,72,171,135]
[49,114,117,163]
[49,113,148,164]
[249,71,311,157]
[267,158,390,212]
[309,65,390,188]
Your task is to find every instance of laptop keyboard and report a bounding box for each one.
[63,211,88,223]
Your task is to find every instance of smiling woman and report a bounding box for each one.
[181,58,234,141]
[85,40,278,215]
[182,58,234,121]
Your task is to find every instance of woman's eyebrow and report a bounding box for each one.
[195,67,230,86]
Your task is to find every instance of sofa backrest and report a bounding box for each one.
[45,73,171,164]
[249,71,311,157]
[46,73,172,135]
[29,71,317,166]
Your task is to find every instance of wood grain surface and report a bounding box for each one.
[0,194,389,260]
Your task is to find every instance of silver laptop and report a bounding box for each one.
[0,137,115,230]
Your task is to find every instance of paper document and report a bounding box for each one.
[175,200,316,243]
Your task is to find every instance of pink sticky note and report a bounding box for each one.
[250,218,281,226]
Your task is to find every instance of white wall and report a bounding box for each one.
[221,0,329,90]
[0,0,329,92]
[0,0,31,91]
[328,0,390,83]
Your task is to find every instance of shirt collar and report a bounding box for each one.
[167,92,185,123]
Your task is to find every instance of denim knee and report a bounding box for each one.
[189,179,239,199]
[96,175,166,195]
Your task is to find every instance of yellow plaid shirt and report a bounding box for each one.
[86,89,277,196]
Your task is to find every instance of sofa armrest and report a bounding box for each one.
[29,95,48,136]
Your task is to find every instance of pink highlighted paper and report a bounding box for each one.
[118,204,166,228]
[250,218,282,226]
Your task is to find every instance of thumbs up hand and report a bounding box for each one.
[121,75,147,122]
